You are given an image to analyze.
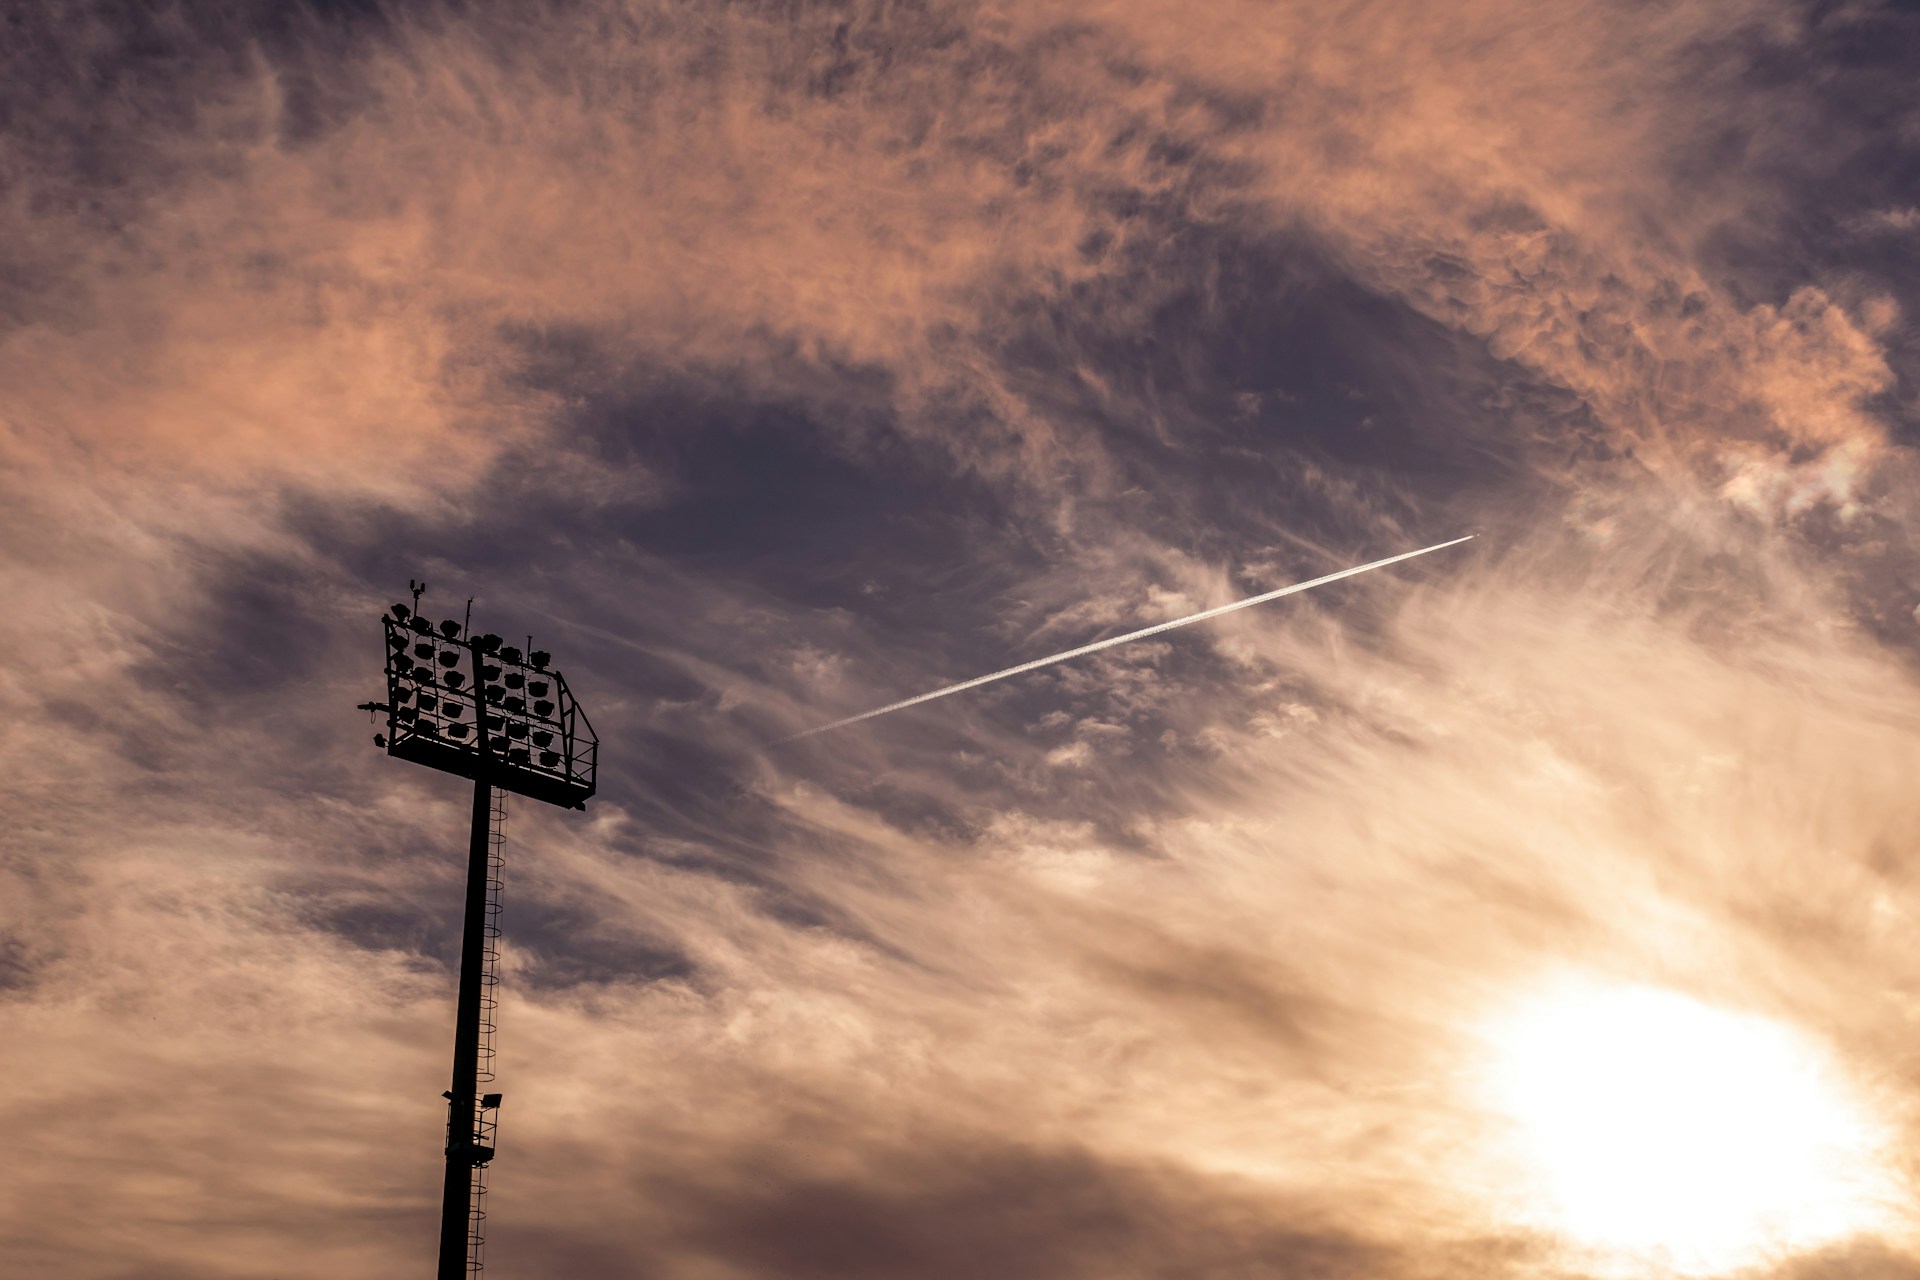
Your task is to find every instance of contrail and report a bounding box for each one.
[777,534,1474,743]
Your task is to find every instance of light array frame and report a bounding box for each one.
[377,609,597,810]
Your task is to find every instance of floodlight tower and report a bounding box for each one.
[358,584,598,1279]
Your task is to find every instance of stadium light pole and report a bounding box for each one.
[358,582,598,1279]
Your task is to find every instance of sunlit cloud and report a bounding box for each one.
[2,1,1918,1278]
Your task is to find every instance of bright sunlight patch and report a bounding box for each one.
[1481,981,1894,1274]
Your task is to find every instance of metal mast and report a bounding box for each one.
[359,586,599,1277]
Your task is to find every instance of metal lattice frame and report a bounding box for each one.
[378,614,597,809]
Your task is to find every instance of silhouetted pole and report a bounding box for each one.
[360,591,599,1278]
[437,728,494,1279]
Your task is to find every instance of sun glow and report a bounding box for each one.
[1482,982,1893,1274]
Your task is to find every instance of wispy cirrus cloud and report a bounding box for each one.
[3,1,1919,1277]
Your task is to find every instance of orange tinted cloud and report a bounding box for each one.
[2,2,1917,1277]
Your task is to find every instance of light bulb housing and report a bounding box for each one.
[370,610,598,809]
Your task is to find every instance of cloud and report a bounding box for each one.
[3,1,1919,1277]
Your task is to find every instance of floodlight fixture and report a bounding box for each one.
[357,587,598,1280]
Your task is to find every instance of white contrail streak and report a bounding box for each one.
[777,534,1474,743]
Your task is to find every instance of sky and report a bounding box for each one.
[4,1,1920,1277]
